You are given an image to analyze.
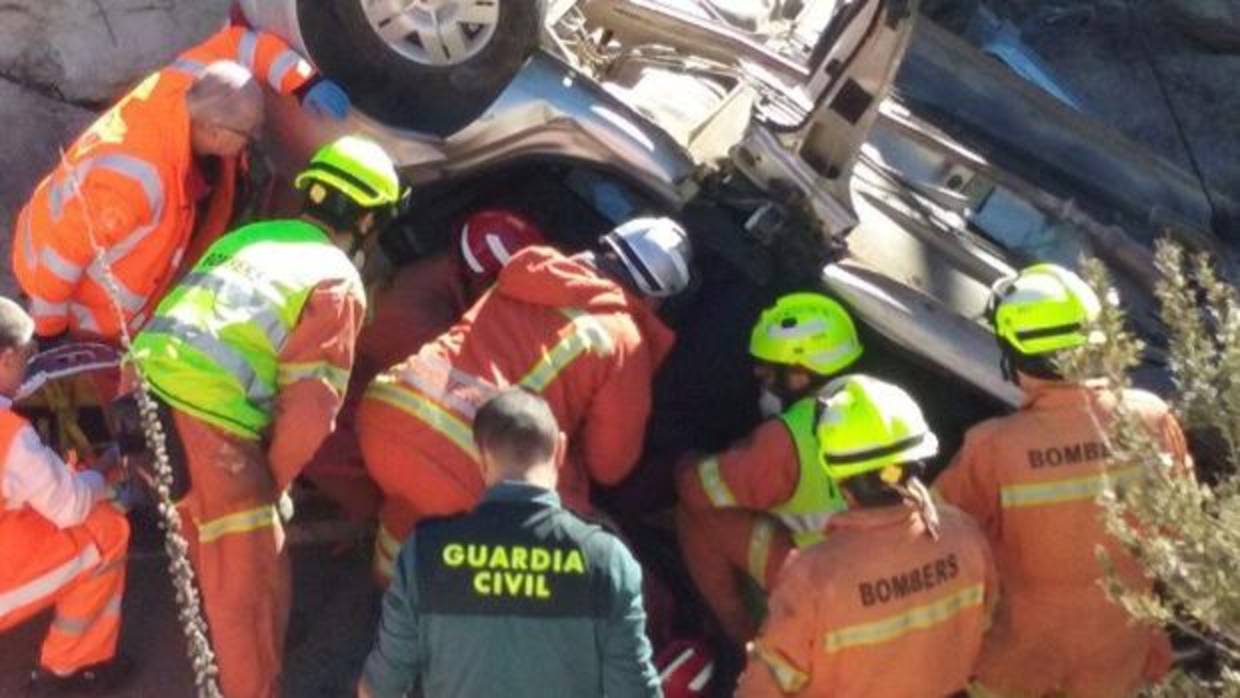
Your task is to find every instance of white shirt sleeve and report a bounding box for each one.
[1,425,106,528]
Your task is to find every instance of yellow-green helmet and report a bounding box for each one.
[990,263,1102,356]
[815,374,938,483]
[294,135,401,209]
[749,292,863,376]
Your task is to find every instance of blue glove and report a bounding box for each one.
[301,79,350,120]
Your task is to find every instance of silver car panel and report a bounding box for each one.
[265,51,698,208]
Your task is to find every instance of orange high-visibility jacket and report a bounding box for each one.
[0,400,129,677]
[934,379,1188,698]
[362,246,677,512]
[677,418,801,512]
[0,405,111,614]
[736,503,997,698]
[12,27,316,339]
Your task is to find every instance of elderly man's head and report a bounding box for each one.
[187,61,264,158]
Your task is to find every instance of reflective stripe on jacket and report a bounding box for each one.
[933,379,1186,697]
[131,219,361,439]
[11,27,314,340]
[736,504,997,698]
[0,408,108,617]
[361,246,676,513]
[365,306,614,457]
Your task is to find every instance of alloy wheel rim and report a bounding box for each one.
[362,0,501,66]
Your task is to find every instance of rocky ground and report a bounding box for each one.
[993,0,1240,232]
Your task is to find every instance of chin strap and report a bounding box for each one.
[999,342,1019,385]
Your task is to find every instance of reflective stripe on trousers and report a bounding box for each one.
[196,505,280,544]
[0,544,102,617]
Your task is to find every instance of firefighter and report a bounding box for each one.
[358,216,692,583]
[303,209,546,521]
[359,208,549,373]
[934,263,1188,698]
[0,297,132,694]
[358,388,660,698]
[12,26,349,343]
[675,292,863,642]
[737,374,997,698]
[127,135,399,698]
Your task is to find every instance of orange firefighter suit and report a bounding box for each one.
[144,278,364,698]
[0,401,129,676]
[736,500,997,698]
[357,245,676,580]
[675,419,803,642]
[934,378,1188,698]
[302,254,471,520]
[11,27,317,341]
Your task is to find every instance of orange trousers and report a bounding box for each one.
[0,503,129,675]
[356,399,482,584]
[172,409,289,698]
[677,507,794,643]
[301,371,381,524]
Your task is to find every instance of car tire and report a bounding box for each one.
[297,0,542,136]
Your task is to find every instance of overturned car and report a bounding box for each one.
[11,0,1229,690]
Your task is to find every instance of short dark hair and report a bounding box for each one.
[0,297,34,352]
[473,388,559,470]
[840,461,925,508]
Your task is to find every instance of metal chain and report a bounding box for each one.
[65,154,223,697]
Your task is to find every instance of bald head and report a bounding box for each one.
[186,61,263,156]
[0,298,34,352]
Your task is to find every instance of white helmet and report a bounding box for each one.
[601,216,693,298]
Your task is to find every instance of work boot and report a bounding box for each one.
[25,655,134,696]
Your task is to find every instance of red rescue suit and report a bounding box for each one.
[357,246,675,581]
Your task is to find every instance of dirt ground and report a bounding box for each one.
[0,505,382,698]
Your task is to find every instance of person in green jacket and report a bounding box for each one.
[675,292,865,645]
[359,388,661,698]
